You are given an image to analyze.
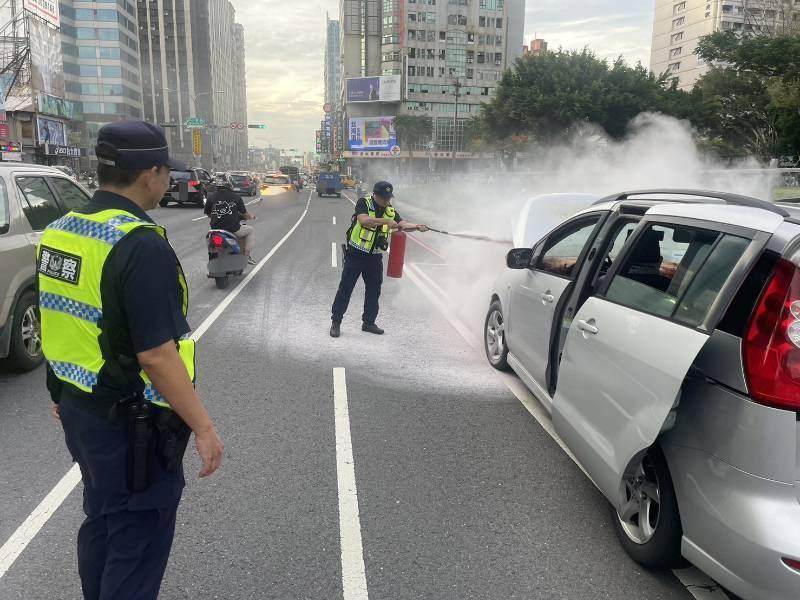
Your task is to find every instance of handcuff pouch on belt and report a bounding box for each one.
[113,394,192,492]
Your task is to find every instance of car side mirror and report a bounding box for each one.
[507,248,533,269]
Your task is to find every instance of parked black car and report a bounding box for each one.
[160,168,212,207]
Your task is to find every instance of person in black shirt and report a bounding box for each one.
[204,177,257,264]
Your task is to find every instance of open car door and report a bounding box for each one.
[551,203,783,506]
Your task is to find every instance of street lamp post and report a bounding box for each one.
[165,88,225,170]
[452,78,462,172]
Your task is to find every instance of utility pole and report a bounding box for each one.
[451,78,462,172]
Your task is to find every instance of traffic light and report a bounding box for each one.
[248,124,267,129]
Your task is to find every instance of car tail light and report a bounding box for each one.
[188,180,198,189]
[782,557,800,572]
[210,234,225,248]
[743,258,800,411]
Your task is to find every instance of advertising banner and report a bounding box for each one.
[45,145,85,157]
[29,18,65,97]
[346,76,402,103]
[347,116,397,151]
[2,142,22,162]
[39,93,80,120]
[0,125,8,139]
[37,115,66,145]
[24,0,60,27]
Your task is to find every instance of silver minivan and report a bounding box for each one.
[0,164,91,370]
[485,190,800,600]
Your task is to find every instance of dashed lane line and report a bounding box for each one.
[0,190,314,582]
[333,368,370,600]
[332,242,338,268]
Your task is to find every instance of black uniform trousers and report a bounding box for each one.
[60,395,184,600]
[331,247,383,325]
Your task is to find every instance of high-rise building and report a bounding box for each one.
[323,16,341,161]
[59,1,144,164]
[651,0,796,90]
[338,0,525,169]
[137,0,248,171]
[524,38,548,55]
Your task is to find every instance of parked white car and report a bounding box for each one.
[485,190,800,600]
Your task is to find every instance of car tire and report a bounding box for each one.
[159,198,169,207]
[7,290,43,371]
[215,275,229,289]
[611,445,686,570]
[484,300,510,370]
[336,193,341,198]
[317,192,322,197]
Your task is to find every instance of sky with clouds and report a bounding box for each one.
[230,0,655,153]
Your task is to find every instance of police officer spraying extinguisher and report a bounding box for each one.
[330,181,429,337]
[38,120,224,600]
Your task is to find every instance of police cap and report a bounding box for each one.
[373,181,394,199]
[95,120,187,170]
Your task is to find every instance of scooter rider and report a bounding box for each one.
[204,176,257,265]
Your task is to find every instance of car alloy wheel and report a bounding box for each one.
[21,304,42,359]
[617,455,662,545]
[484,301,510,370]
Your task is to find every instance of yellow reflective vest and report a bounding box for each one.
[348,195,396,253]
[37,208,195,409]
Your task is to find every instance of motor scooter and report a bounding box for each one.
[206,229,247,289]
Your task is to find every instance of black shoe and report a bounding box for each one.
[330,321,341,338]
[362,322,384,335]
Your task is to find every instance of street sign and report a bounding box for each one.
[390,145,401,157]
[192,129,202,156]
[248,124,267,129]
[236,122,245,130]
[160,122,180,128]
[184,116,206,129]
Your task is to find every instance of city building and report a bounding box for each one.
[337,0,525,171]
[59,0,144,168]
[322,16,341,162]
[651,0,796,90]
[137,0,249,171]
[523,37,547,55]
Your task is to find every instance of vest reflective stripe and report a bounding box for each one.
[39,208,195,408]
[348,196,396,253]
[39,291,102,324]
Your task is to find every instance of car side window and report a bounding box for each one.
[535,217,601,280]
[49,177,91,212]
[0,178,9,234]
[605,223,750,327]
[17,176,63,231]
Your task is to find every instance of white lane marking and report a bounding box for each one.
[0,465,81,579]
[0,190,315,581]
[192,215,208,222]
[333,216,337,225]
[332,242,338,268]
[404,263,730,600]
[333,368,369,600]
[245,197,261,205]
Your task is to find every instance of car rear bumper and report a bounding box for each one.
[664,444,800,600]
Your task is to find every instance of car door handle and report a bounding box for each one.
[577,319,598,335]
[540,292,555,304]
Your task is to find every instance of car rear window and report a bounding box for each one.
[0,178,9,234]
[170,171,192,180]
[230,175,249,183]
[604,223,751,328]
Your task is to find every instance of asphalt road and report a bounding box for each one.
[0,187,702,599]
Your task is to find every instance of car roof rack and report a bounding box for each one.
[593,189,790,218]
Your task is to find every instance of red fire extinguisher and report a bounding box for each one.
[386,230,407,278]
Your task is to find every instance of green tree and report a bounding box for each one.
[478,49,697,145]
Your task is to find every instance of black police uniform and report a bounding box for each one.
[331,183,402,326]
[49,121,190,600]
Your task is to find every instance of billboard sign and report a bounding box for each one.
[37,115,66,146]
[347,116,397,151]
[346,76,402,103]
[39,93,80,119]
[29,18,64,97]
[24,0,60,27]
[45,145,85,157]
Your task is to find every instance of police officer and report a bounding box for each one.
[330,181,428,337]
[38,120,224,600]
